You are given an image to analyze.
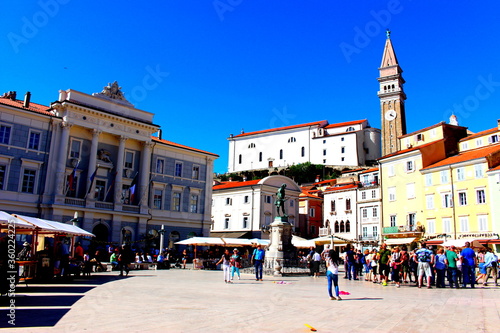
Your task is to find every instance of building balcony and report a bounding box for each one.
[65,197,85,207]
[123,205,140,213]
[318,227,330,237]
[95,201,114,210]
[362,180,379,187]
[383,225,424,235]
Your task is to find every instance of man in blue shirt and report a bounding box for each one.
[251,245,265,281]
[460,242,477,288]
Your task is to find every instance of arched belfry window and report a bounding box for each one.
[346,220,351,233]
[279,149,283,159]
[340,221,345,233]
[334,221,339,233]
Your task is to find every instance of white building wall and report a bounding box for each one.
[488,169,500,235]
[323,188,358,242]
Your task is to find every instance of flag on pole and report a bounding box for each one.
[104,171,118,202]
[67,160,79,193]
[129,172,139,203]
[86,166,99,195]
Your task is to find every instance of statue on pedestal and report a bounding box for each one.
[274,183,288,217]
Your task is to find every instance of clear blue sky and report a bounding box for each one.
[2,1,500,174]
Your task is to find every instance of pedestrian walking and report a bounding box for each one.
[326,249,342,301]
[216,249,232,283]
[482,247,498,286]
[230,248,242,280]
[251,245,265,281]
[118,244,132,277]
[389,246,402,288]
[377,243,391,286]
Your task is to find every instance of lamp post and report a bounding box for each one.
[158,225,166,252]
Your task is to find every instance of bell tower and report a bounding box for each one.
[378,30,407,156]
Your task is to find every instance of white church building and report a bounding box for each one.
[227,119,380,173]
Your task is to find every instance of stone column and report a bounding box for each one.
[265,217,293,276]
[86,129,101,201]
[114,136,127,205]
[55,122,73,197]
[139,141,153,211]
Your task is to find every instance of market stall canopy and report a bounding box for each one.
[175,237,226,246]
[0,211,34,230]
[14,214,94,237]
[310,235,351,246]
[292,235,316,248]
[383,237,417,246]
[442,238,484,249]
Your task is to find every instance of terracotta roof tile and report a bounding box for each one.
[324,183,360,192]
[233,120,328,138]
[422,143,500,170]
[0,97,52,116]
[459,127,499,142]
[488,164,500,172]
[360,167,379,174]
[152,137,219,157]
[379,140,441,160]
[324,119,366,129]
[213,179,261,190]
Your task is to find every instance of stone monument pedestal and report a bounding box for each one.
[265,216,293,276]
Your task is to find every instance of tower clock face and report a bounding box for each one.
[385,109,397,121]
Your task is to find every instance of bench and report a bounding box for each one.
[128,262,158,270]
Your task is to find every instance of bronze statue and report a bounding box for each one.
[275,183,288,217]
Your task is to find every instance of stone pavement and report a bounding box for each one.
[2,268,500,333]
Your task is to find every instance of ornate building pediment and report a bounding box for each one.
[93,81,134,107]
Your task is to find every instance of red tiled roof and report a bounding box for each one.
[488,164,500,172]
[422,143,500,170]
[324,119,366,129]
[314,179,337,185]
[213,179,261,190]
[152,137,219,157]
[459,127,499,142]
[360,167,379,174]
[398,122,467,139]
[379,140,441,160]
[0,97,52,116]
[300,190,322,199]
[324,183,359,192]
[341,168,365,174]
[233,120,328,138]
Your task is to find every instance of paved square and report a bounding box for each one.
[3,269,500,332]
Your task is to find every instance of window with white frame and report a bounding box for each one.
[442,193,453,208]
[462,142,468,150]
[388,187,396,201]
[406,160,414,172]
[69,139,82,159]
[458,192,467,206]
[476,138,483,146]
[190,194,198,213]
[124,151,134,169]
[225,197,232,205]
[476,189,486,204]
[361,191,366,200]
[443,218,451,233]
[408,213,416,231]
[478,215,488,231]
[456,167,465,181]
[373,207,378,218]
[371,190,376,198]
[172,192,181,211]
[244,195,249,204]
[0,125,12,145]
[475,164,483,178]
[265,195,272,204]
[425,174,432,186]
[426,194,434,209]
[174,162,182,177]
[440,170,448,184]
[427,219,435,234]
[153,189,163,209]
[265,215,271,225]
[309,208,315,217]
[362,226,368,237]
[156,158,165,174]
[21,169,36,193]
[407,183,415,199]
[362,208,368,218]
[489,135,499,144]
[390,215,396,227]
[388,165,395,177]
[243,217,248,229]
[460,216,469,232]
[192,165,200,180]
[28,130,41,150]
[224,218,230,229]
[0,165,6,190]
[373,226,378,238]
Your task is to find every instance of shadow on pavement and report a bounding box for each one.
[0,274,131,328]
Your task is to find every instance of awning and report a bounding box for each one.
[383,237,417,245]
[14,214,94,237]
[209,231,250,238]
[292,235,316,248]
[442,238,484,249]
[175,237,226,246]
[0,211,35,230]
[310,235,352,246]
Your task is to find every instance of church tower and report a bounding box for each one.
[378,30,407,156]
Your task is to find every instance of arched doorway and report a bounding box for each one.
[92,224,109,243]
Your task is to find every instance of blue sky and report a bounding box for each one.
[2,1,500,174]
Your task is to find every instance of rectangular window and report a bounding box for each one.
[175,162,182,177]
[462,142,468,150]
[0,125,11,145]
[173,192,181,211]
[153,189,163,209]
[28,131,41,150]
[243,217,248,229]
[476,139,483,146]
[341,147,345,154]
[21,169,36,193]
[0,165,6,190]
[476,189,486,204]
[95,180,106,201]
[406,160,414,172]
[390,215,396,227]
[478,215,488,231]
[407,183,415,199]
[124,151,134,169]
[426,194,434,210]
[190,194,198,213]
[361,191,366,200]
[458,192,467,206]
[309,208,315,217]
[265,195,272,204]
[69,139,81,159]
[192,166,200,180]
[373,207,378,218]
[388,187,396,201]
[443,218,451,233]
[372,226,378,238]
[427,219,436,234]
[460,216,469,232]
[362,227,368,237]
[323,149,327,156]
[475,164,483,178]
[489,135,499,143]
[225,197,232,205]
[408,213,416,231]
[371,190,376,199]
[388,165,395,177]
[244,195,249,204]
[362,208,368,218]
[441,170,448,184]
[290,200,294,207]
[456,167,465,181]
[156,158,165,174]
[224,218,229,229]
[425,174,432,186]
[442,193,453,208]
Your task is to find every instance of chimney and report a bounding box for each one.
[158,129,162,140]
[24,91,31,108]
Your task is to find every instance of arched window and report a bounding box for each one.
[259,152,262,162]
[331,200,336,212]
[340,221,345,233]
[288,137,296,143]
[346,220,351,232]
[346,198,351,210]
[346,127,355,132]
[301,146,305,157]
[334,221,339,233]
[248,143,256,148]
[279,149,283,159]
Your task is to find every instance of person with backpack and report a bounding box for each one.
[377,243,391,286]
[251,245,265,281]
[414,242,434,289]
[482,247,498,286]
[400,245,410,283]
